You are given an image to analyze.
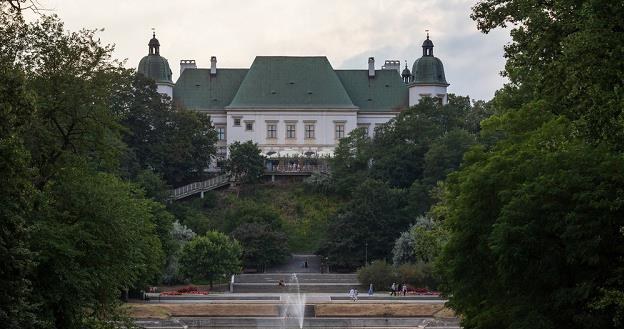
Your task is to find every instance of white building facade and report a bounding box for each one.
[137,33,449,158]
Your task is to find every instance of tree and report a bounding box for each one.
[471,0,624,149]
[162,221,196,284]
[222,200,283,233]
[329,127,371,195]
[319,179,409,270]
[438,115,624,329]
[226,141,265,191]
[0,37,36,328]
[179,231,242,288]
[116,74,217,186]
[30,166,164,328]
[357,260,398,292]
[231,222,289,271]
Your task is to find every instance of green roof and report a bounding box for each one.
[336,70,408,112]
[173,69,248,110]
[228,56,356,109]
[411,56,448,86]
[138,54,173,84]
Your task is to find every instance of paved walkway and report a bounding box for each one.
[265,253,321,273]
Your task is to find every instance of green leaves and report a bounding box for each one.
[179,232,242,287]
[226,141,265,186]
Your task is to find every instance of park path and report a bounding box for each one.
[265,254,321,273]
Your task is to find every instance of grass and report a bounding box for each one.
[174,181,344,253]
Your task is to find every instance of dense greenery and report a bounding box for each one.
[435,1,624,328]
[179,232,242,288]
[227,141,265,190]
[0,9,219,328]
[317,96,490,270]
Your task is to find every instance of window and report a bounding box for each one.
[216,146,227,159]
[267,123,277,139]
[335,123,345,139]
[216,127,225,140]
[286,124,296,139]
[245,121,254,131]
[233,117,241,126]
[304,124,315,139]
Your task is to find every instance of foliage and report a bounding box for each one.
[319,179,409,270]
[226,141,265,187]
[30,166,164,328]
[329,127,371,195]
[357,260,398,292]
[222,199,283,233]
[179,231,242,287]
[396,262,438,289]
[115,74,217,186]
[392,216,447,265]
[303,172,335,194]
[162,221,196,284]
[471,0,624,149]
[231,223,290,271]
[0,45,36,328]
[438,115,624,329]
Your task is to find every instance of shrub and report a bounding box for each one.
[357,260,398,291]
[397,262,439,289]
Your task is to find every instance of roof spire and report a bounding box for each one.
[148,28,160,56]
[422,30,434,57]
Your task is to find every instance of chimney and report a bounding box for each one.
[180,59,197,75]
[368,57,375,78]
[210,56,217,75]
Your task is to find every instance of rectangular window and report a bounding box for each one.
[286,124,296,139]
[304,124,315,139]
[267,123,277,139]
[216,127,225,140]
[335,123,345,139]
[245,122,254,131]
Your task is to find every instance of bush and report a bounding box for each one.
[397,262,439,289]
[357,260,398,291]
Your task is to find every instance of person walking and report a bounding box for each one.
[349,288,356,301]
[402,283,407,296]
[391,283,396,296]
[368,283,374,296]
[354,288,359,301]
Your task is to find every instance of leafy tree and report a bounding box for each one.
[179,232,242,288]
[393,216,447,265]
[396,262,439,289]
[116,74,217,186]
[319,179,409,270]
[226,141,265,192]
[30,166,164,328]
[423,129,476,186]
[438,115,624,329]
[162,221,196,284]
[0,40,36,328]
[471,0,624,148]
[329,127,371,194]
[231,222,289,271]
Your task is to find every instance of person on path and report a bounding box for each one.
[368,283,374,296]
[354,288,359,301]
[402,283,407,296]
[349,288,356,301]
[391,283,396,296]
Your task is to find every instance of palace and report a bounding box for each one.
[137,33,449,158]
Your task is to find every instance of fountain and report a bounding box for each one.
[281,273,307,329]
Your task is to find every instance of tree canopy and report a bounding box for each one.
[179,232,242,287]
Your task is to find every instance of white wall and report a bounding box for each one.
[357,113,398,137]
[225,109,358,156]
[156,84,174,98]
[408,85,448,106]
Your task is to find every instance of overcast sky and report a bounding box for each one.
[38,0,510,101]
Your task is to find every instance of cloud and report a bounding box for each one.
[38,0,510,100]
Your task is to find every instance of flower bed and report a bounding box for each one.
[160,285,209,296]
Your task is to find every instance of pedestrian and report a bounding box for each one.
[354,288,359,301]
[304,259,308,268]
[349,288,356,301]
[391,282,396,296]
[402,283,407,296]
[368,283,374,296]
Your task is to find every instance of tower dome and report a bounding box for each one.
[411,33,448,86]
[407,32,450,106]
[401,61,411,84]
[138,32,173,85]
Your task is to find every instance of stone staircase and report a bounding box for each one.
[232,273,364,293]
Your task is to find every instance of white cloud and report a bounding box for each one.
[35,0,510,100]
